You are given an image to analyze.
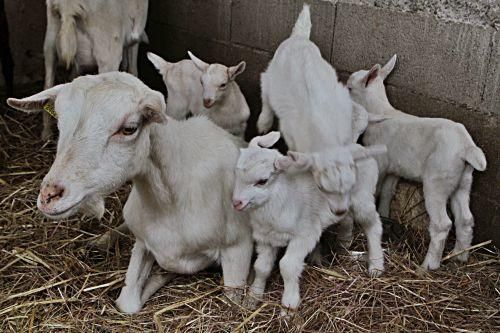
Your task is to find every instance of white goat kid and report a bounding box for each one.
[42,0,149,139]
[286,146,387,278]
[257,4,353,149]
[233,132,345,313]
[147,51,250,138]
[347,55,487,270]
[7,72,253,314]
[233,132,386,313]
[153,51,249,137]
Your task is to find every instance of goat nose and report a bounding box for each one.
[334,209,347,217]
[232,200,242,209]
[203,98,213,108]
[40,183,65,205]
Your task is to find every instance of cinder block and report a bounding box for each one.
[333,3,494,109]
[482,31,500,115]
[5,0,46,85]
[385,84,500,246]
[149,0,231,41]
[231,0,335,59]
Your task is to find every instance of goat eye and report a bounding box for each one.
[220,83,227,89]
[120,126,138,136]
[255,178,268,186]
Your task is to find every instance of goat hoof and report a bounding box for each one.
[89,234,112,251]
[225,289,243,305]
[450,250,469,263]
[41,128,53,141]
[368,267,384,278]
[242,295,259,310]
[116,294,142,314]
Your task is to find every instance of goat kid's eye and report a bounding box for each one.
[119,126,138,136]
[220,83,227,89]
[255,178,268,186]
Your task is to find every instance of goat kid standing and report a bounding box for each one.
[347,55,487,270]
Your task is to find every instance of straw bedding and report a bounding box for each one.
[0,99,498,332]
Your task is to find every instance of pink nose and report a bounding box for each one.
[39,183,65,206]
[233,200,245,211]
[203,99,213,108]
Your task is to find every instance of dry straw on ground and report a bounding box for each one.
[1,101,499,332]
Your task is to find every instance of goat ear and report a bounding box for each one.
[147,52,172,75]
[7,84,68,113]
[228,61,246,81]
[139,90,168,124]
[274,156,293,171]
[187,51,209,72]
[363,64,381,87]
[248,131,280,148]
[349,144,387,161]
[287,151,313,171]
[380,54,397,80]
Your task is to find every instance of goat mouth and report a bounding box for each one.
[234,202,250,211]
[203,101,215,108]
[40,197,86,220]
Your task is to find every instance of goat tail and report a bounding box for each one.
[463,146,487,171]
[291,3,311,39]
[58,14,77,69]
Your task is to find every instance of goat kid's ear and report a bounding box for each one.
[287,151,314,171]
[350,144,387,161]
[7,84,68,113]
[248,131,280,148]
[363,64,381,87]
[187,51,209,72]
[147,52,172,75]
[228,61,246,81]
[380,54,397,80]
[139,90,168,124]
[274,156,293,171]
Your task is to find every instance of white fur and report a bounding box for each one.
[233,132,348,313]
[255,5,386,276]
[7,72,253,314]
[42,0,149,139]
[147,51,249,138]
[257,4,353,150]
[347,54,487,270]
[256,4,355,211]
[233,132,385,313]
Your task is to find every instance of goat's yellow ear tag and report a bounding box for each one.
[43,102,58,119]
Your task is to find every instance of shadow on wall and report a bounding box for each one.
[0,0,14,97]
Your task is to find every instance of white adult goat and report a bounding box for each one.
[42,0,149,139]
[147,51,250,138]
[7,72,253,314]
[347,55,487,270]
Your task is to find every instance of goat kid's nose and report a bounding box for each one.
[40,183,65,205]
[232,200,244,211]
[203,98,214,108]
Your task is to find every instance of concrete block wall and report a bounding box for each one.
[1,0,46,89]
[144,0,499,245]
[1,0,498,245]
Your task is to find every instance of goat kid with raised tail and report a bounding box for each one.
[42,0,149,140]
[233,132,386,315]
[147,51,250,138]
[347,55,487,271]
[257,4,353,149]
